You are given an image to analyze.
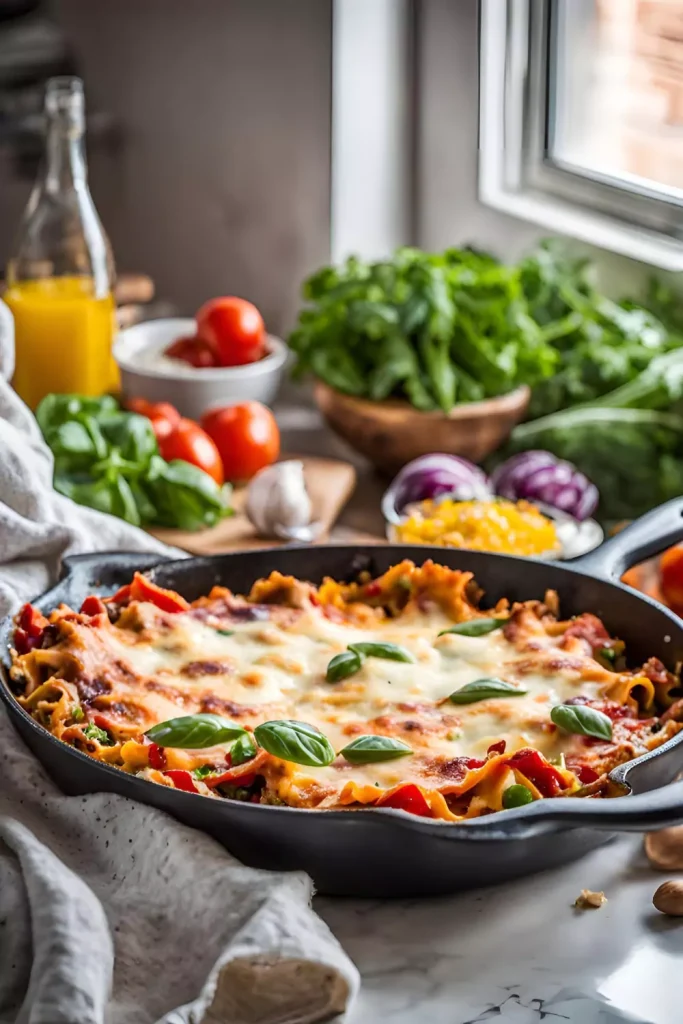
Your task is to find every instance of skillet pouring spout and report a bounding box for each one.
[3,498,683,896]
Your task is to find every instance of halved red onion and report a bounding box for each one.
[381,454,493,524]
[491,451,599,521]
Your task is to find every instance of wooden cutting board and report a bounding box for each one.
[148,455,356,554]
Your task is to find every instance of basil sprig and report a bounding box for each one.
[230,731,258,765]
[448,678,527,705]
[254,720,335,767]
[348,641,414,663]
[550,703,613,741]
[145,713,247,749]
[340,735,412,764]
[439,617,507,638]
[326,650,363,683]
[326,639,414,682]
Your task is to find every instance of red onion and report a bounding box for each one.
[491,451,598,521]
[382,454,492,524]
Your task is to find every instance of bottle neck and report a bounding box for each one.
[44,119,88,194]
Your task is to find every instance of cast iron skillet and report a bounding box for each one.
[4,500,683,897]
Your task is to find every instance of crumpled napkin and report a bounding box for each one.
[0,300,358,1024]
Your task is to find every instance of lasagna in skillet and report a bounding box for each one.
[8,561,683,820]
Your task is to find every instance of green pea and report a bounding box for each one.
[502,784,534,809]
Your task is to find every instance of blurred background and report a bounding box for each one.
[0,0,678,336]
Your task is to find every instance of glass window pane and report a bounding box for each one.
[551,0,683,202]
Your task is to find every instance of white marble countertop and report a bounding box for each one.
[316,834,683,1024]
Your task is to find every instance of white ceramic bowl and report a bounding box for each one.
[114,317,288,420]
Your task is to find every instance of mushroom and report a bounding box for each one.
[644,825,683,871]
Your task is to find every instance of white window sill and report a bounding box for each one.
[480,182,683,273]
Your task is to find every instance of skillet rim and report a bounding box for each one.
[2,543,683,840]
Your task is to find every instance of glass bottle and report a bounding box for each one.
[5,76,117,409]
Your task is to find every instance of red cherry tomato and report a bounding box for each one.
[660,546,683,616]
[377,784,432,817]
[125,398,181,441]
[159,418,225,486]
[165,336,218,369]
[196,297,266,367]
[200,402,279,482]
[80,596,107,617]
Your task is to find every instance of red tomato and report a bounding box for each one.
[148,743,168,771]
[196,297,266,367]
[165,336,218,369]
[200,402,279,482]
[80,596,107,617]
[159,418,225,486]
[125,398,181,441]
[660,546,683,616]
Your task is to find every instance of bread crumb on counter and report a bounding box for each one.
[574,889,608,910]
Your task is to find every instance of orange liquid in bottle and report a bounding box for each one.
[6,276,116,409]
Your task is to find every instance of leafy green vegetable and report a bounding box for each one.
[71,705,84,722]
[253,720,336,767]
[347,641,414,663]
[145,714,246,749]
[339,735,413,764]
[192,764,219,780]
[289,246,559,412]
[326,650,363,683]
[448,678,528,705]
[502,406,683,522]
[230,732,258,766]
[550,704,613,741]
[502,784,534,809]
[438,617,507,638]
[36,394,231,531]
[82,723,112,745]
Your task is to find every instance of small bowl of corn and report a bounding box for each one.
[386,496,603,560]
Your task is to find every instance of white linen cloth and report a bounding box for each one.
[0,301,358,1024]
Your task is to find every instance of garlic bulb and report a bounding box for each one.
[245,461,313,538]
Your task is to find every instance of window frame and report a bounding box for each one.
[479,0,683,270]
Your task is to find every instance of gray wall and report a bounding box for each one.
[3,0,333,336]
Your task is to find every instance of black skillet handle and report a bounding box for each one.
[570,498,683,581]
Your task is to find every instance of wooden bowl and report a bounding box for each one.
[314,381,531,474]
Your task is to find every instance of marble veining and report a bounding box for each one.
[316,835,683,1024]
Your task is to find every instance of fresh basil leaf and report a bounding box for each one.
[230,732,257,766]
[326,650,363,683]
[143,457,232,532]
[145,714,246,749]
[550,703,613,741]
[215,628,235,637]
[36,393,118,435]
[71,705,84,722]
[448,678,528,705]
[502,784,534,808]
[439,617,508,638]
[82,723,112,745]
[98,411,158,464]
[192,764,218,780]
[340,735,413,764]
[348,641,415,663]
[253,720,335,767]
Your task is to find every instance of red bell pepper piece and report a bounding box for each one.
[487,740,506,757]
[378,783,432,817]
[18,603,48,637]
[108,584,132,605]
[148,743,167,771]
[14,604,48,653]
[506,748,567,798]
[565,760,600,785]
[130,573,189,613]
[80,595,107,617]
[163,770,199,793]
